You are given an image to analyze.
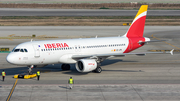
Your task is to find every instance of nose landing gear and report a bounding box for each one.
[28,65,34,74]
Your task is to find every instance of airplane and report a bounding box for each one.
[6,5,174,74]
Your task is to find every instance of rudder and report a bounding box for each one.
[123,5,148,38]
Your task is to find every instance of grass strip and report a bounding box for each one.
[0,3,180,10]
[0,16,180,26]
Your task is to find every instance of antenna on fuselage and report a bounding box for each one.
[31,39,33,42]
[95,35,98,38]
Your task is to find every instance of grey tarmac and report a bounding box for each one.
[1,84,180,101]
[0,26,180,101]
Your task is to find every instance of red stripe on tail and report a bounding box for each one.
[126,16,146,38]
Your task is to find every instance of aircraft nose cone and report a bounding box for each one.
[6,54,15,64]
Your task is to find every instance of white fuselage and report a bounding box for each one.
[6,36,129,66]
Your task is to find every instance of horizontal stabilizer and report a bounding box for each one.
[138,40,167,44]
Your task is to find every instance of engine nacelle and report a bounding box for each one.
[75,59,97,72]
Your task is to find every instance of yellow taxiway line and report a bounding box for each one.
[151,34,180,50]
[6,78,18,101]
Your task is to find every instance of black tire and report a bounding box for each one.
[61,64,65,70]
[95,67,102,73]
[65,64,70,70]
[61,64,70,70]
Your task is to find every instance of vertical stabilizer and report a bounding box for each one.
[123,5,148,37]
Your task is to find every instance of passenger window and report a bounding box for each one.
[14,49,20,52]
[24,49,28,52]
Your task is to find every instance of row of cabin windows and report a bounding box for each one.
[42,47,73,51]
[41,44,125,52]
[85,44,125,49]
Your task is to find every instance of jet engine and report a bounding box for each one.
[75,59,97,72]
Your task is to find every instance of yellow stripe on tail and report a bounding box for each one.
[134,5,148,20]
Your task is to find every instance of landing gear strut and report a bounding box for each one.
[61,64,71,70]
[28,65,34,74]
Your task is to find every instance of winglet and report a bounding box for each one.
[170,49,174,55]
[124,5,148,37]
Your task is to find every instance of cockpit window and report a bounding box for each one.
[20,49,24,52]
[24,49,28,52]
[13,48,28,52]
[14,49,20,52]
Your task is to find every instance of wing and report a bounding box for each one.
[72,49,174,59]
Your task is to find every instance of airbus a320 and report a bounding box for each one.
[6,5,173,74]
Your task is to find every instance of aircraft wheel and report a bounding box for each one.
[95,67,102,73]
[61,64,65,70]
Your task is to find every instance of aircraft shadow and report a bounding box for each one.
[101,59,137,66]
[102,69,143,72]
[0,66,29,76]
[59,86,68,89]
[0,59,138,76]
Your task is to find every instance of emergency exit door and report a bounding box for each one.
[33,44,40,57]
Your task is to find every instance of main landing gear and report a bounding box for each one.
[93,57,104,73]
[94,66,102,73]
[61,64,71,70]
